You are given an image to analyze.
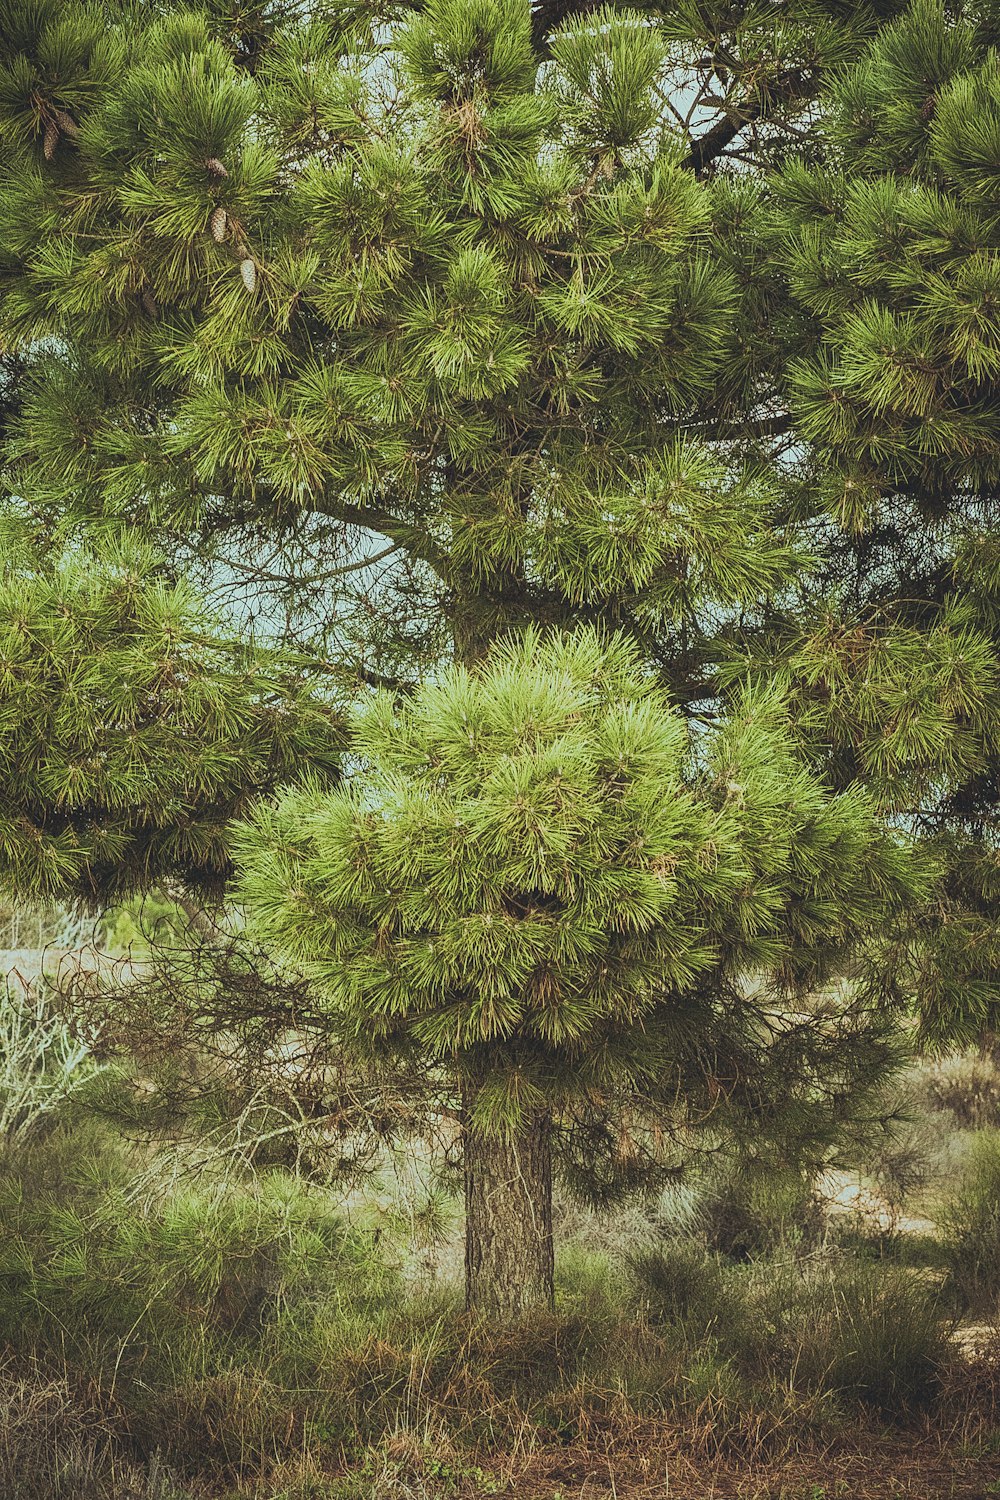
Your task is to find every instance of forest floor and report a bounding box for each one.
[249,1415,1000,1499]
[502,1432,1000,1499]
[4,981,1000,1500]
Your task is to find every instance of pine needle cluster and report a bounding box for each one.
[0,533,341,900]
[236,628,920,1141]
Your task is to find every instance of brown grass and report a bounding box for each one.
[3,1339,998,1500]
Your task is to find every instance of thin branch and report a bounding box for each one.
[683,69,818,176]
[309,497,452,583]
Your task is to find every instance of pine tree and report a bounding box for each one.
[234,627,919,1314]
[0,0,962,1316]
[744,0,1000,1046]
[0,0,819,692]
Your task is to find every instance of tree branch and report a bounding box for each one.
[531,0,603,52]
[308,497,452,584]
[683,69,818,176]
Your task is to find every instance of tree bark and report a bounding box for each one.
[463,1092,555,1319]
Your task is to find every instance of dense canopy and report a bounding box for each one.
[0,537,341,901]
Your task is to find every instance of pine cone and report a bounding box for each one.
[43,122,59,161]
[141,287,159,318]
[54,109,80,140]
[239,257,257,291]
[205,157,229,178]
[209,206,228,242]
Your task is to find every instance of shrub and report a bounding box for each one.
[862,1112,942,1227]
[0,1121,968,1491]
[921,1052,1000,1130]
[0,1132,381,1342]
[653,1161,823,1260]
[555,1243,626,1316]
[697,1168,823,1259]
[626,1240,731,1324]
[626,1244,946,1412]
[0,982,102,1144]
[0,1125,394,1472]
[0,1358,192,1500]
[942,1129,1000,1312]
[785,1265,947,1410]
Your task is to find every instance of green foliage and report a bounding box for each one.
[700,1,1000,1047]
[0,1122,401,1470]
[628,1247,947,1412]
[235,628,920,1139]
[0,1127,382,1353]
[685,1163,823,1261]
[0,1121,976,1496]
[942,1128,1000,1311]
[778,6,1000,490]
[0,0,805,693]
[0,532,342,900]
[0,0,997,1478]
[724,606,1000,815]
[627,1239,729,1323]
[0,0,962,1146]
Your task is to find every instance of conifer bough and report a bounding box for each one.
[0,0,807,692]
[236,630,919,1316]
[757,0,1000,1044]
[0,539,342,902]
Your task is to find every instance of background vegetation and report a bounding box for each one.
[1,902,999,1498]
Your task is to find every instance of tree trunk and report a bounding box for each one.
[462,1093,554,1319]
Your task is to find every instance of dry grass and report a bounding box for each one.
[2,1091,1000,1500]
[2,1313,997,1500]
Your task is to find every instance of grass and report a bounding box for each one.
[0,1122,997,1499]
[6,1033,1000,1500]
[627,1242,948,1414]
[941,1129,1000,1314]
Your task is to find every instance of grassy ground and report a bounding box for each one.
[4,1370,998,1498]
[2,1053,1000,1499]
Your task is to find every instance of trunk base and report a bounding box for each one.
[463,1099,554,1319]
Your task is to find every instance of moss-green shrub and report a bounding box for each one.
[627,1239,731,1323]
[0,1126,393,1472]
[626,1243,946,1410]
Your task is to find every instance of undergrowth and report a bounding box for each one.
[0,1124,996,1500]
[942,1129,1000,1314]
